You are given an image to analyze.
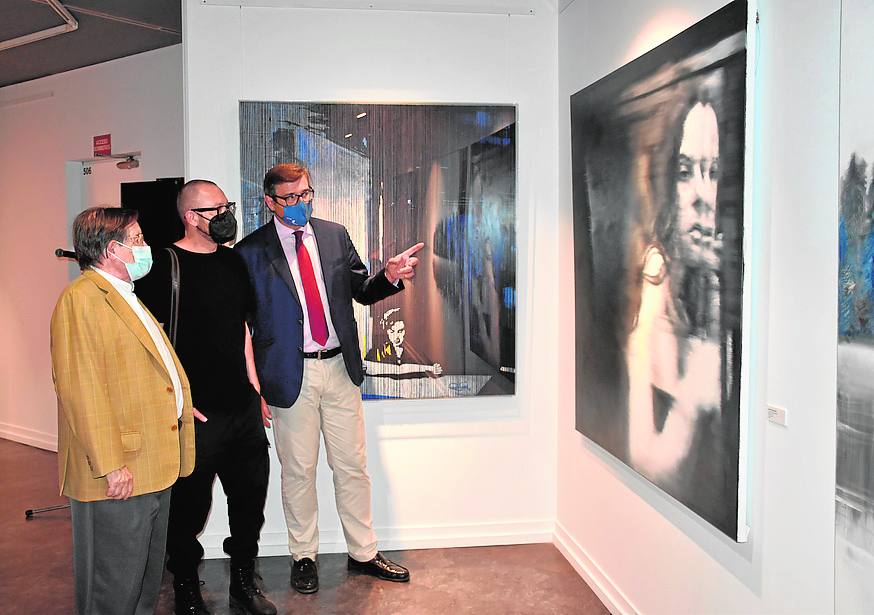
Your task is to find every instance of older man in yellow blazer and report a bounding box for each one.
[51,207,196,615]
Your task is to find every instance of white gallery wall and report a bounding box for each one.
[557,0,838,613]
[0,1,846,611]
[0,45,185,451]
[183,0,560,556]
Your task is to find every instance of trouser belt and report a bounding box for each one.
[301,347,342,360]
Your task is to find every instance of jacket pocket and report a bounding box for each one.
[120,431,141,453]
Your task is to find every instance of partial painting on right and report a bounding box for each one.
[837,1,874,611]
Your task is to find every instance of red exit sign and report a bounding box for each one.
[93,134,111,157]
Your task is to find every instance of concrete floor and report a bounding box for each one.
[0,438,609,614]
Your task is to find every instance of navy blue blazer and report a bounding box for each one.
[236,217,402,407]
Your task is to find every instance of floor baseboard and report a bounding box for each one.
[553,520,638,615]
[0,423,57,452]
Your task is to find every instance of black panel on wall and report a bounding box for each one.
[121,177,184,249]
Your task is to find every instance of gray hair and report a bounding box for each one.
[72,207,138,271]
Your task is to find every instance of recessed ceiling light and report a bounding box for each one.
[356,112,367,119]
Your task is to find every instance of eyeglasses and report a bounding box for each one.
[124,233,146,246]
[271,188,315,206]
[191,202,236,216]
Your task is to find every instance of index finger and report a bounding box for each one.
[400,242,425,258]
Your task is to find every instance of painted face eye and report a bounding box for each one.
[709,160,719,181]
[677,161,694,182]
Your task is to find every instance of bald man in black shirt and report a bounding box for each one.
[135,180,276,615]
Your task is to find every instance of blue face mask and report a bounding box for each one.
[111,242,153,281]
[280,201,313,227]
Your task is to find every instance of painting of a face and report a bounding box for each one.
[676,102,720,270]
[387,321,406,347]
[570,0,747,540]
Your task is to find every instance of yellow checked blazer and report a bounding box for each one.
[50,269,195,502]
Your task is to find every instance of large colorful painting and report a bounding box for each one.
[571,1,748,540]
[240,102,517,400]
[836,0,874,610]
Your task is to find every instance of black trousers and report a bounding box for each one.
[166,395,269,578]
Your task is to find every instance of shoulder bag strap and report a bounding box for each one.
[166,246,181,347]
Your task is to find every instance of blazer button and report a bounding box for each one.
[298,319,303,325]
[171,423,178,431]
[166,386,173,393]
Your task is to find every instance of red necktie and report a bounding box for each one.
[294,231,329,345]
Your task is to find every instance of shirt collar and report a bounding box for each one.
[91,266,135,295]
[273,216,312,242]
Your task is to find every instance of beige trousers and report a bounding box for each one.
[270,354,378,562]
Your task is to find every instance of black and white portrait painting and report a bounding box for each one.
[836,0,874,611]
[571,1,748,540]
[240,102,517,400]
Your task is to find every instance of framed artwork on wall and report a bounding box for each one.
[836,0,874,610]
[240,102,517,400]
[571,0,750,540]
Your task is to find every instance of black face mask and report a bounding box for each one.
[205,210,237,244]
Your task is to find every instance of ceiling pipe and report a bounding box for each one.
[0,0,78,53]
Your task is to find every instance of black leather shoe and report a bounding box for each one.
[173,576,211,615]
[228,562,277,615]
[290,557,319,594]
[347,552,410,582]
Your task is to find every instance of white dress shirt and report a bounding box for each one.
[273,217,341,352]
[93,267,184,418]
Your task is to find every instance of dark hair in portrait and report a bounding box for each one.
[625,82,725,345]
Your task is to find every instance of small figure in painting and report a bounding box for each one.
[364,308,443,378]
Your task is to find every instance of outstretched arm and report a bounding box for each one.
[348,231,415,304]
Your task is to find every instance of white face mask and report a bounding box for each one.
[111,241,153,281]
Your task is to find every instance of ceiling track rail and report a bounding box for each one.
[53,3,181,35]
[0,0,78,52]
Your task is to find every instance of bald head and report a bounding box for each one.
[176,179,225,218]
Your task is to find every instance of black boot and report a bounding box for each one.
[228,562,277,615]
[173,575,212,615]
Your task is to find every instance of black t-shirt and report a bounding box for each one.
[135,245,256,414]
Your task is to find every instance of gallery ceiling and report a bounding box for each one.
[0,0,181,89]
[0,0,561,90]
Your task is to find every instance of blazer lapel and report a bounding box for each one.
[85,270,170,382]
[262,222,301,307]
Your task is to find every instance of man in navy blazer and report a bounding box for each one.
[237,163,422,594]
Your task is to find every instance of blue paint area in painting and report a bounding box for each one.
[503,286,515,309]
[838,154,874,339]
[295,128,315,167]
[479,135,512,146]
